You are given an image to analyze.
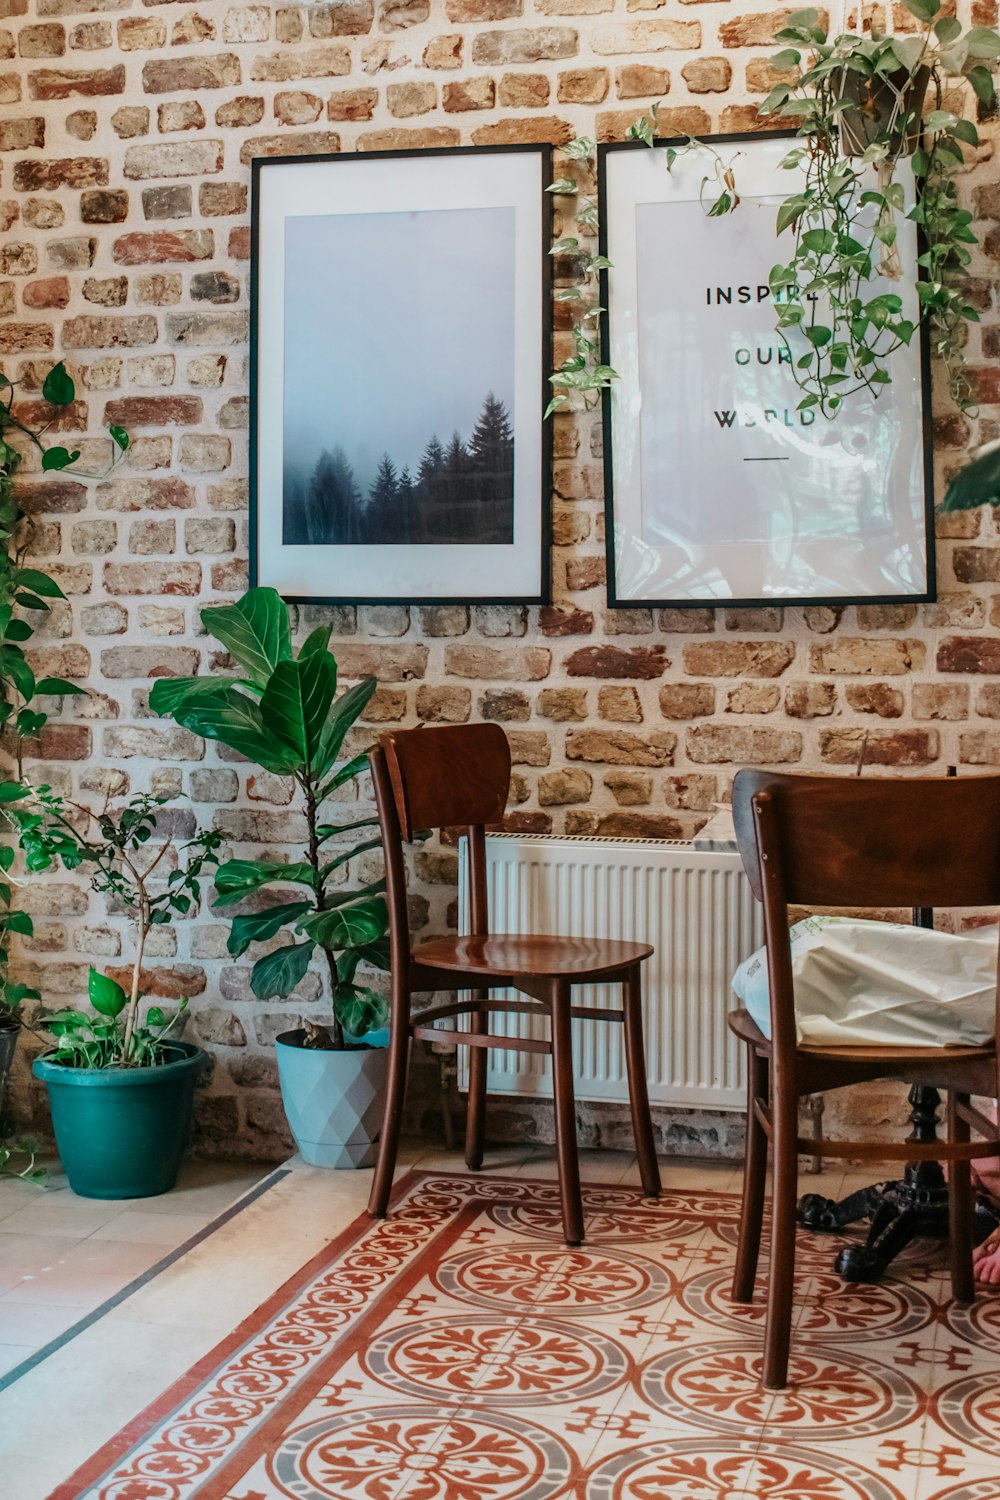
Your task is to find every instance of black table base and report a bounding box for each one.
[797,1083,999,1283]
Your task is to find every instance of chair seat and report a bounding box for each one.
[728,1007,996,1066]
[413,932,652,980]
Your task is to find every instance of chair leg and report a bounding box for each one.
[622,966,661,1199]
[368,991,411,1219]
[948,1090,974,1305]
[732,1048,768,1305]
[464,990,488,1171]
[550,980,584,1247]
[762,1094,798,1390]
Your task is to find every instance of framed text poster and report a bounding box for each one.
[251,144,552,605]
[599,132,935,609]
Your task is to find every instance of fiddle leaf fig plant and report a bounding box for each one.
[150,588,390,1050]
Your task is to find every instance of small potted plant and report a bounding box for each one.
[150,587,391,1169]
[0,360,127,1117]
[14,789,220,1198]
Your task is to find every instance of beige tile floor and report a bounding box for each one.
[0,1144,886,1500]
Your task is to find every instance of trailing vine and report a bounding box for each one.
[546,137,617,417]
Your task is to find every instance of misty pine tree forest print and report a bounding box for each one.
[283,393,514,547]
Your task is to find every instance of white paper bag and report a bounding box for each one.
[731,915,997,1047]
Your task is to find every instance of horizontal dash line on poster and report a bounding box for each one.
[743,456,790,461]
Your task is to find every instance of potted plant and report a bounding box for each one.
[150,587,391,1169]
[0,361,127,1115]
[12,789,220,1198]
[756,1,1000,415]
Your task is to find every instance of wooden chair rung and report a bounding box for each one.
[411,1025,552,1054]
[956,1100,998,1140]
[413,997,550,1027]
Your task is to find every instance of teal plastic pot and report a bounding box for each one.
[33,1041,207,1200]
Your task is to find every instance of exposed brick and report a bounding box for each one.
[249,45,350,81]
[844,683,904,718]
[80,187,128,222]
[142,54,241,92]
[423,33,462,67]
[566,728,675,766]
[14,157,107,190]
[379,0,430,27]
[472,27,577,64]
[23,275,69,309]
[682,56,731,92]
[65,108,96,140]
[598,685,642,721]
[0,118,44,149]
[117,16,165,49]
[442,77,494,110]
[142,184,191,219]
[62,315,158,348]
[309,0,374,35]
[28,64,125,98]
[820,728,938,766]
[158,99,205,132]
[597,104,709,139]
[69,20,110,47]
[113,230,213,265]
[785,682,837,718]
[387,80,436,115]
[566,645,667,679]
[240,131,341,161]
[216,95,265,127]
[604,770,650,803]
[683,641,794,677]
[915,684,968,720]
[590,19,700,53]
[105,562,201,596]
[82,275,127,307]
[499,71,550,105]
[686,725,802,764]
[123,141,224,179]
[538,768,592,805]
[659,683,714,719]
[111,106,148,139]
[19,22,64,55]
[557,66,608,101]
[101,646,200,680]
[446,645,550,681]
[720,9,829,46]
[615,62,667,97]
[199,181,246,216]
[810,638,925,674]
[103,395,203,426]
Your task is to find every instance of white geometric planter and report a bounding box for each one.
[275,1030,388,1169]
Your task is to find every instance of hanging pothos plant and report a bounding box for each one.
[546,138,618,417]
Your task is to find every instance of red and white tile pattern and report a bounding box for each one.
[48,1173,1000,1500]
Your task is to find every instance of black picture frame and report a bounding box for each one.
[598,131,936,610]
[250,143,553,606]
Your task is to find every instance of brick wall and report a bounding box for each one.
[4,0,999,1159]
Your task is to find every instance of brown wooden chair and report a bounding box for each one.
[729,768,1000,1390]
[367,722,661,1244]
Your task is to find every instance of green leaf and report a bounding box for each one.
[547,178,578,195]
[901,0,939,21]
[934,15,961,41]
[260,652,338,765]
[0,782,30,803]
[40,447,80,472]
[967,65,996,104]
[201,587,292,688]
[336,986,389,1039]
[41,362,75,407]
[88,968,128,1019]
[315,676,377,781]
[149,674,250,719]
[298,624,333,661]
[108,423,129,452]
[213,858,317,906]
[14,569,64,600]
[249,940,315,1001]
[966,25,1000,58]
[170,686,302,774]
[299,894,389,952]
[227,900,313,957]
[34,676,86,696]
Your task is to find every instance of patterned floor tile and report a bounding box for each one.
[44,1171,1000,1500]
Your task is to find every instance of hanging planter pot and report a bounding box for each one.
[836,64,931,158]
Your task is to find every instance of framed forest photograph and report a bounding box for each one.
[599,133,934,609]
[251,145,552,604]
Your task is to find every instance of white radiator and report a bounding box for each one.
[456,834,764,1110]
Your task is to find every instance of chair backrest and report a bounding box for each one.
[369,724,512,962]
[732,769,1000,1062]
[732,769,1000,911]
